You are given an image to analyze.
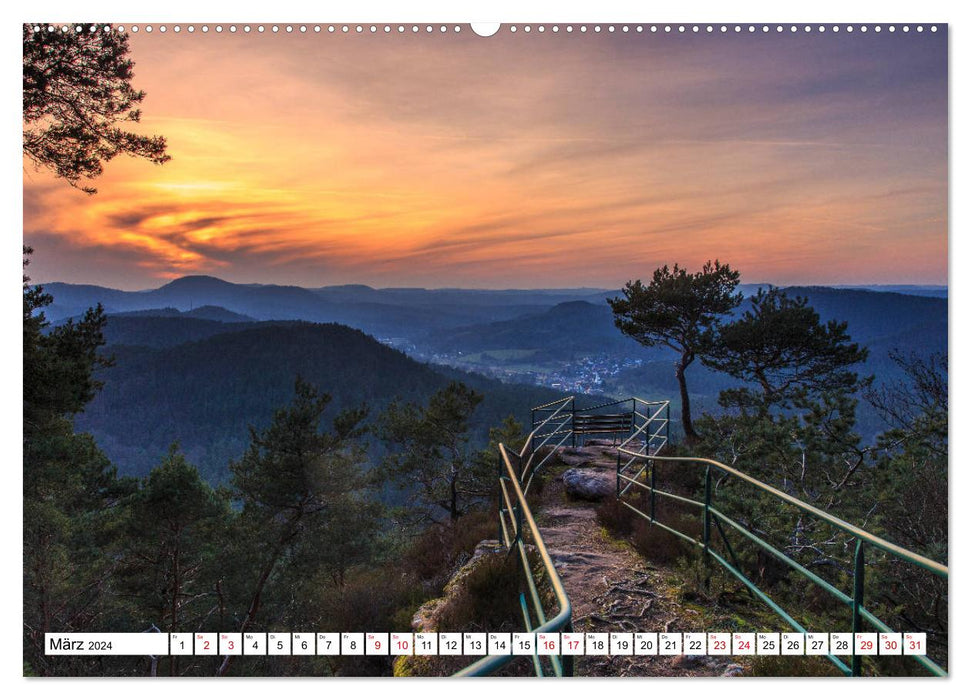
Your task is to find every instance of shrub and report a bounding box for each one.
[653,458,703,494]
[596,495,637,537]
[401,510,498,589]
[436,552,525,632]
[630,518,692,565]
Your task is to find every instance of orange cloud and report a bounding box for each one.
[23,29,947,289]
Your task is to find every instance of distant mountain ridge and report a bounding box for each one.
[47,274,948,377]
[42,276,606,338]
[426,299,644,359]
[428,285,946,359]
[45,275,945,343]
[834,284,947,298]
[112,305,255,323]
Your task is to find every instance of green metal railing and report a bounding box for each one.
[457,396,669,676]
[455,397,574,677]
[616,449,949,677]
[458,394,947,677]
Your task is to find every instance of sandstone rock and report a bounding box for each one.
[471,539,504,561]
[562,468,614,500]
[672,654,706,669]
[557,448,596,467]
[549,549,618,572]
[556,446,620,469]
[409,539,505,632]
[443,540,505,594]
[411,597,446,632]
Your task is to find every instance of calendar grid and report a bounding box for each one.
[45,631,928,658]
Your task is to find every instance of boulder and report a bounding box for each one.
[410,539,508,633]
[562,468,614,501]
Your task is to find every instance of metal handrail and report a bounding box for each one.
[618,401,669,453]
[618,451,947,576]
[616,449,948,677]
[457,395,669,677]
[454,442,573,677]
[455,393,946,677]
[531,396,577,412]
[580,397,667,413]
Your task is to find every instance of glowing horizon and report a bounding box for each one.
[23,28,948,291]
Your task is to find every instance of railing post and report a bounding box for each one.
[497,452,506,546]
[703,465,712,589]
[852,539,865,677]
[649,458,656,522]
[665,403,670,448]
[616,449,621,499]
[570,397,576,448]
[513,483,523,546]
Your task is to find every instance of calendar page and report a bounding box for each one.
[20,3,950,684]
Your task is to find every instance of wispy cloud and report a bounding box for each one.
[23,29,947,289]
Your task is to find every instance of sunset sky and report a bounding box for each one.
[23,26,948,290]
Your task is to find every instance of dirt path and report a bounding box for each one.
[536,443,744,677]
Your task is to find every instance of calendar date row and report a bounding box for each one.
[46,631,927,657]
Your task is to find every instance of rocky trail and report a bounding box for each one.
[536,441,746,677]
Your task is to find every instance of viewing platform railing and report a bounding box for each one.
[616,448,949,677]
[458,395,947,677]
[455,397,575,677]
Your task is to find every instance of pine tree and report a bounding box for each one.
[218,378,370,675]
[23,247,134,675]
[377,382,489,523]
[703,287,870,413]
[608,261,742,440]
[116,446,230,675]
[23,24,169,193]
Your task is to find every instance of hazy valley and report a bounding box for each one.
[46,275,947,481]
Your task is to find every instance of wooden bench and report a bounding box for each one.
[573,412,633,435]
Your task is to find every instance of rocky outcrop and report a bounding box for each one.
[410,539,506,633]
[558,446,618,469]
[562,468,614,501]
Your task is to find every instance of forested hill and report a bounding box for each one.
[425,300,644,359]
[779,286,946,343]
[76,319,578,482]
[100,313,256,348]
[112,305,256,323]
[61,283,947,478]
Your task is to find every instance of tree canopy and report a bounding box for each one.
[221,378,372,674]
[703,287,869,412]
[23,24,169,193]
[608,260,742,439]
[116,445,230,663]
[377,381,489,524]
[23,247,135,674]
